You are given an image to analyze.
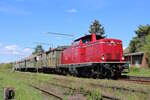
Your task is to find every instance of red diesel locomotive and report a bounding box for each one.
[58,33,129,78]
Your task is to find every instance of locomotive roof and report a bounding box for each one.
[100,38,122,42]
[74,34,103,42]
[46,46,70,53]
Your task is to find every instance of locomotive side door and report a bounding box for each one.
[79,39,86,63]
[80,45,86,63]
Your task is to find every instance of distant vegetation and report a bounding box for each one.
[126,67,150,77]
[0,63,13,70]
[129,24,150,67]
[129,24,150,53]
[32,45,44,55]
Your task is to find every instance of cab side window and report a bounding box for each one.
[82,38,91,44]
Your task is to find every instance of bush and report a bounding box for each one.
[129,67,140,72]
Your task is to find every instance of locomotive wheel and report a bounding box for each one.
[102,68,114,79]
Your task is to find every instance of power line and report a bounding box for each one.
[33,42,52,46]
[46,32,74,37]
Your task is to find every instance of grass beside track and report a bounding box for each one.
[0,64,150,100]
[125,67,150,77]
[0,64,47,100]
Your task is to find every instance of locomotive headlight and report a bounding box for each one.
[101,55,105,60]
[122,57,125,60]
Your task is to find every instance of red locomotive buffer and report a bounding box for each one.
[60,33,129,78]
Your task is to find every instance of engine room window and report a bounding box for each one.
[73,41,80,45]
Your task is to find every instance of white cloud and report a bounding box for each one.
[5,45,18,51]
[23,48,32,53]
[0,44,32,56]
[0,44,33,63]
[66,8,78,13]
[2,45,19,55]
[0,43,2,47]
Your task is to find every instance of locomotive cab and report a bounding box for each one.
[73,33,103,44]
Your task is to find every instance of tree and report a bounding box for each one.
[141,35,150,67]
[135,24,150,38]
[129,38,137,53]
[129,37,143,53]
[129,24,150,53]
[32,45,44,55]
[89,20,105,37]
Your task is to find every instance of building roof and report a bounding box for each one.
[45,45,70,53]
[24,54,36,60]
[124,52,144,56]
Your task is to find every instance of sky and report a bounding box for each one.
[0,0,150,63]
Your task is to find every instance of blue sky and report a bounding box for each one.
[0,0,150,63]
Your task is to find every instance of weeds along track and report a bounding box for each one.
[26,74,150,99]
[40,79,150,99]
[49,82,120,100]
[51,77,150,94]
[29,83,120,100]
[120,76,150,85]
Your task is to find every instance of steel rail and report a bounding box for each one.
[30,85,63,100]
[120,76,150,85]
[46,82,121,100]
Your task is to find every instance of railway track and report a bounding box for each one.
[120,76,150,85]
[26,75,150,99]
[46,82,121,100]
[30,84,120,100]
[30,85,63,100]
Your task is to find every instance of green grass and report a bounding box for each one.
[125,67,150,77]
[0,63,52,100]
[88,89,101,100]
[1,64,150,100]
